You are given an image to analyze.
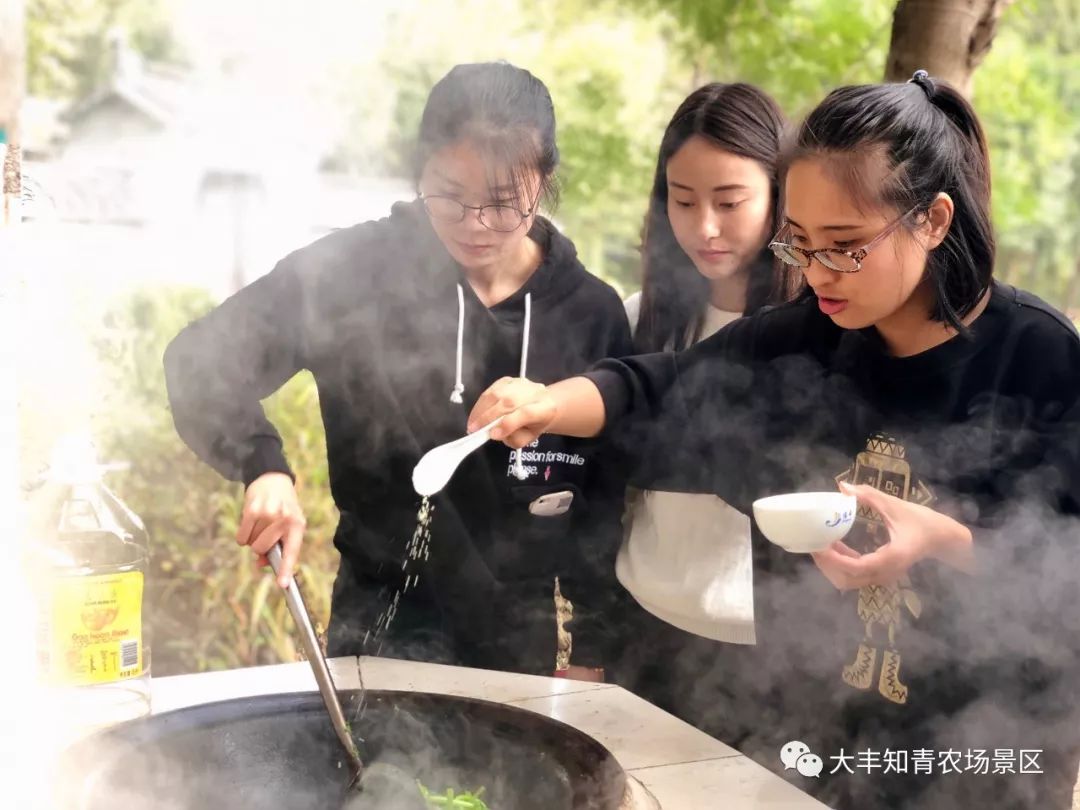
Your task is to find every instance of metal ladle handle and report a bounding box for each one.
[267,543,364,780]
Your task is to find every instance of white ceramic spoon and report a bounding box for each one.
[412,417,505,497]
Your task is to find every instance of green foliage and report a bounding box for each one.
[26,0,183,100]
[628,0,891,117]
[536,11,678,289]
[620,0,1079,310]
[24,0,1078,309]
[91,287,339,675]
[974,0,1080,307]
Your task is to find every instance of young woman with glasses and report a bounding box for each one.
[468,72,1080,808]
[164,62,632,678]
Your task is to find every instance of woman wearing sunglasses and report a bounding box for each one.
[469,72,1080,808]
[164,62,632,678]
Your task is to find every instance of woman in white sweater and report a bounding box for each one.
[616,83,790,733]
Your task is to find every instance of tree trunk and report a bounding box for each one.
[885,0,1016,97]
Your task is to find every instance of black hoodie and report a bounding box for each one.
[164,200,633,674]
[584,283,1080,808]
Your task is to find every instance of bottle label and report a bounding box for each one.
[44,572,144,685]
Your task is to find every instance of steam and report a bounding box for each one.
[599,332,1080,806]
[54,690,621,809]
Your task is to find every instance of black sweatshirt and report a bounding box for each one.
[586,283,1080,809]
[164,200,633,674]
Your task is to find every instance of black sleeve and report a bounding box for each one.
[575,296,634,525]
[954,320,1080,722]
[163,220,389,487]
[582,313,766,514]
[163,255,309,487]
[969,320,1080,572]
[560,296,634,670]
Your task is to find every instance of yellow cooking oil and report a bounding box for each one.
[27,434,151,737]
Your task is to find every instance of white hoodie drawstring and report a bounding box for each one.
[449,283,466,404]
[450,283,532,482]
[511,293,532,480]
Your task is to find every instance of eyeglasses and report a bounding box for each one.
[420,192,539,233]
[768,207,920,273]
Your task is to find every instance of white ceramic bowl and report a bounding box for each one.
[752,492,857,553]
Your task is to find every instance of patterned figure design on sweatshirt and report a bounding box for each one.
[835,435,933,705]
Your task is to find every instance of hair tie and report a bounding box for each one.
[908,69,934,99]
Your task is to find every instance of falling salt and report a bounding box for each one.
[366,496,435,650]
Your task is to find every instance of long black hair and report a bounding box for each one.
[414,62,561,212]
[787,72,994,331]
[636,83,788,353]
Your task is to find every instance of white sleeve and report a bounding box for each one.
[623,290,642,334]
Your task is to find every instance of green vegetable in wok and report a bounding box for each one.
[416,782,489,809]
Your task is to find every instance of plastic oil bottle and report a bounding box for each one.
[26,434,151,737]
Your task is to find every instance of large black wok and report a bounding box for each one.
[56,689,628,810]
